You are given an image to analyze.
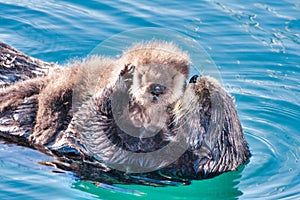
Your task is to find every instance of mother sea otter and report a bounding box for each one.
[0,40,250,185]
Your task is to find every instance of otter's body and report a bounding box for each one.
[0,41,250,185]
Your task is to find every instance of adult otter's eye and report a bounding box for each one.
[149,84,166,96]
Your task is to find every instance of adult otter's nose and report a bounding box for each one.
[149,84,166,96]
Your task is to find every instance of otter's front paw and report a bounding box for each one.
[120,63,135,76]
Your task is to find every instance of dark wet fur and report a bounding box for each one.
[0,41,250,185]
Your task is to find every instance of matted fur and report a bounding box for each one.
[0,40,250,182]
[119,40,190,77]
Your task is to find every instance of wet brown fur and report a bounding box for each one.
[0,40,250,180]
[0,41,190,145]
[0,55,117,145]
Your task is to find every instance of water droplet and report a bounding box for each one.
[277,186,286,193]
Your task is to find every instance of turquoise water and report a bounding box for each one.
[0,0,299,199]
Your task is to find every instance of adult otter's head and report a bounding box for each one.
[116,41,190,131]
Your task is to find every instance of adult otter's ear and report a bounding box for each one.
[173,76,250,178]
[189,75,200,83]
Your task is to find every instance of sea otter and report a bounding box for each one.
[0,40,250,185]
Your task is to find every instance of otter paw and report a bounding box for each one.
[120,63,135,76]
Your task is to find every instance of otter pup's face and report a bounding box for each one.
[130,64,186,108]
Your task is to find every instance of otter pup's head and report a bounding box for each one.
[130,63,186,107]
[121,41,190,106]
[117,41,190,130]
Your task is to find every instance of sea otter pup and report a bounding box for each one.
[0,40,250,184]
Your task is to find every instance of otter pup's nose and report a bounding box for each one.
[149,84,166,96]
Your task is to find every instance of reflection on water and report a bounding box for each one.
[73,167,245,200]
[0,141,247,199]
[0,143,95,200]
[0,0,299,199]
